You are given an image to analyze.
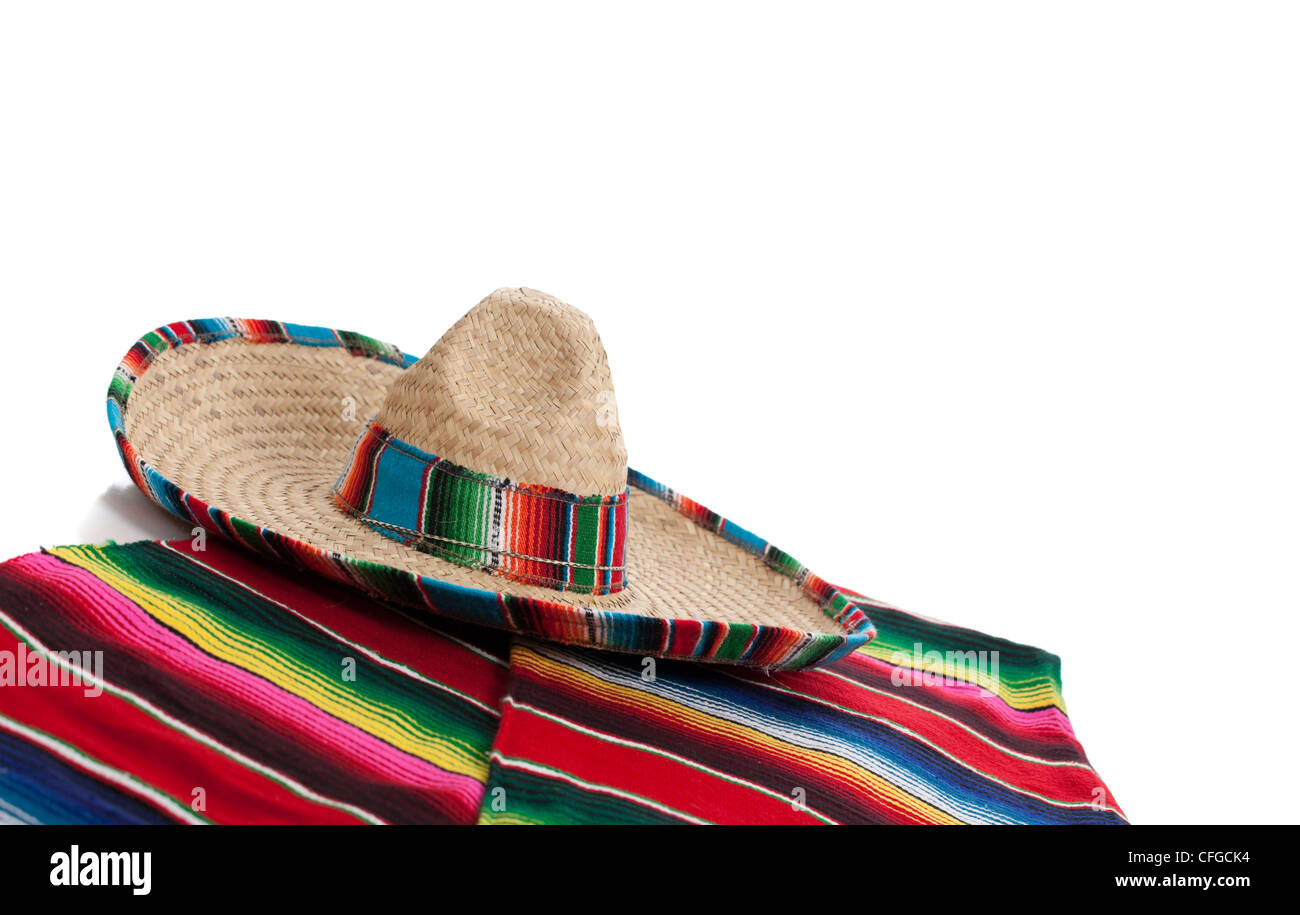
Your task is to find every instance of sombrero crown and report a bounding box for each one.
[333,289,631,595]
[109,287,878,669]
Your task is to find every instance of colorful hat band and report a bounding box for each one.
[333,421,629,595]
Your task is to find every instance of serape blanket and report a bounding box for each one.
[0,539,1126,825]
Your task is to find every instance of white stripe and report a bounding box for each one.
[529,643,1119,823]
[0,607,386,824]
[489,751,708,824]
[503,697,839,823]
[0,712,204,824]
[160,541,500,717]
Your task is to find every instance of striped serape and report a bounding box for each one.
[0,540,509,824]
[0,539,1125,824]
[483,630,1125,824]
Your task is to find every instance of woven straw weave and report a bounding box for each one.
[122,290,854,640]
[377,288,627,496]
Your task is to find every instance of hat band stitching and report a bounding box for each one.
[332,500,627,571]
[366,425,629,505]
[332,490,629,593]
[334,497,629,592]
[334,421,628,595]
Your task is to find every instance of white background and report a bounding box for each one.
[1,2,1296,825]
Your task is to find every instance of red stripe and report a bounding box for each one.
[666,619,704,658]
[0,627,364,824]
[169,540,508,708]
[510,656,926,824]
[499,702,824,824]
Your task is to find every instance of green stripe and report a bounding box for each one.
[0,607,377,824]
[108,371,132,405]
[79,543,500,772]
[480,757,695,825]
[569,498,598,591]
[716,623,757,661]
[861,604,1065,708]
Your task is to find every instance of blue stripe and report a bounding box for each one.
[0,728,176,825]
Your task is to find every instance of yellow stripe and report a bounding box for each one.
[477,810,541,825]
[51,546,486,780]
[513,645,962,825]
[858,642,1067,712]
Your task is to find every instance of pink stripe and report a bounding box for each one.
[844,652,1082,741]
[23,553,484,815]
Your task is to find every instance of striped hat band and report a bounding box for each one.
[334,421,628,595]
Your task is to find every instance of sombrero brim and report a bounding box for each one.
[108,318,878,670]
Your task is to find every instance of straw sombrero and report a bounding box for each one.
[108,288,878,670]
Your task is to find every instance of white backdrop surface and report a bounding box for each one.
[2,2,1296,825]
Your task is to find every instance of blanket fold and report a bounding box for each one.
[0,539,1124,825]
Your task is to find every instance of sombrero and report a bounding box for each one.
[107,288,877,670]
